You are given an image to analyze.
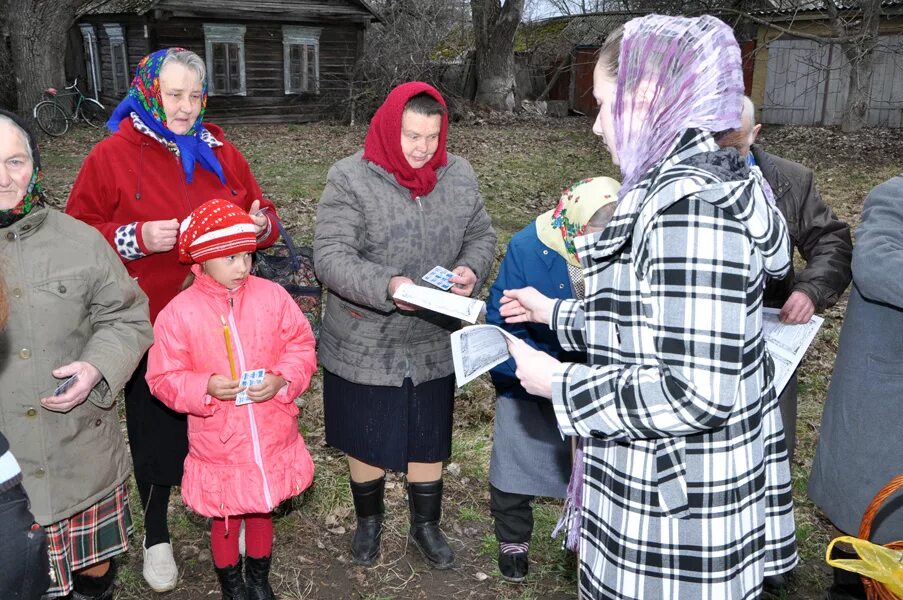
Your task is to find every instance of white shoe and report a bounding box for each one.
[143,540,178,592]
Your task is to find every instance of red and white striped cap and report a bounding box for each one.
[178,199,257,264]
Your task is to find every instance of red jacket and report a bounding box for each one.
[66,118,279,322]
[146,266,316,517]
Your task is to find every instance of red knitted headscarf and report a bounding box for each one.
[362,82,449,199]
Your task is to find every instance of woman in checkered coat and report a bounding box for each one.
[500,15,799,600]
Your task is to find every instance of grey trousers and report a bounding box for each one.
[778,371,798,465]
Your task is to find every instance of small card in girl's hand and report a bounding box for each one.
[422,266,454,290]
[235,369,266,406]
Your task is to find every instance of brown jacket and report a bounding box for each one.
[0,208,153,525]
[753,145,853,310]
[314,151,496,387]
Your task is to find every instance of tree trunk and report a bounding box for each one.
[5,0,81,120]
[0,11,17,110]
[471,0,525,112]
[840,0,881,132]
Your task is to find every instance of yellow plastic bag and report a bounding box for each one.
[826,536,903,598]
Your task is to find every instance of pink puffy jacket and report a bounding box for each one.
[147,266,316,518]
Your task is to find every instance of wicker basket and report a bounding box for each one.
[857,474,903,600]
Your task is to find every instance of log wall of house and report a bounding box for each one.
[80,17,150,109]
[153,19,361,123]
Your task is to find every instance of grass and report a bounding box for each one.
[34,117,903,599]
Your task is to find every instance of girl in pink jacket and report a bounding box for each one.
[147,199,316,600]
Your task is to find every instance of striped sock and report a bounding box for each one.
[499,542,529,555]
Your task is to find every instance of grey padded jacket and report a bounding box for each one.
[314,151,497,387]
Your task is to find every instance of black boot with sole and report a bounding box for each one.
[244,555,275,600]
[407,479,455,569]
[213,562,248,600]
[350,476,385,566]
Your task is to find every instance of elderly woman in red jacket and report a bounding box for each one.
[66,47,280,594]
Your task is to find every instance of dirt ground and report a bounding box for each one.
[36,116,903,600]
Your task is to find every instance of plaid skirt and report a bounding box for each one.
[42,482,133,598]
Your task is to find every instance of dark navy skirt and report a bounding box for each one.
[322,370,455,473]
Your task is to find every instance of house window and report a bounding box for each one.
[79,24,101,97]
[283,26,320,94]
[103,24,129,96]
[203,24,246,96]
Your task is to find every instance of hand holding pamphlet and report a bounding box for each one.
[392,283,485,324]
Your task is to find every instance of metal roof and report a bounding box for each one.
[754,0,903,16]
[79,0,380,19]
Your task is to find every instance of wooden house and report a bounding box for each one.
[67,0,380,123]
[749,0,903,127]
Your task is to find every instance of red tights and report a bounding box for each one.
[210,513,273,568]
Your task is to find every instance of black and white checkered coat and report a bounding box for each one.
[551,130,799,599]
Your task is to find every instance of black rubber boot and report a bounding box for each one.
[350,476,385,566]
[71,560,117,600]
[407,479,455,570]
[826,544,867,600]
[244,556,275,600]
[214,562,248,600]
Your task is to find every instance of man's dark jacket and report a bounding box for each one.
[753,144,853,310]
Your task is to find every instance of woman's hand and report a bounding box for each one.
[207,374,240,400]
[449,265,477,297]
[246,373,286,403]
[388,276,419,311]
[506,338,562,399]
[248,200,268,235]
[40,361,103,413]
[499,287,555,325]
[141,219,180,253]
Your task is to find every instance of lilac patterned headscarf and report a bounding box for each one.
[612,15,744,196]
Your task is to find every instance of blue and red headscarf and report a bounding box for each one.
[107,48,225,185]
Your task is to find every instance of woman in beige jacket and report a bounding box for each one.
[0,110,153,600]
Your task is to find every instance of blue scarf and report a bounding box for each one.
[107,48,226,185]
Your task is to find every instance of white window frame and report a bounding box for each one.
[203,24,247,96]
[282,26,320,95]
[103,24,129,96]
[80,24,101,98]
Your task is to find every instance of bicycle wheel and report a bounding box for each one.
[79,99,106,129]
[34,101,68,137]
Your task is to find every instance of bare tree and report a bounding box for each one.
[825,0,882,131]
[536,0,624,13]
[471,0,526,111]
[0,0,103,118]
[351,0,470,118]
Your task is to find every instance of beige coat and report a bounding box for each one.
[0,207,153,525]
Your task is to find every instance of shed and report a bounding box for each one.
[518,13,638,115]
[69,0,380,123]
[749,0,903,127]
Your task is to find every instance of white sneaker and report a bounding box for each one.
[143,539,178,592]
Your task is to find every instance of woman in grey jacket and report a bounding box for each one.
[808,175,903,600]
[314,82,496,569]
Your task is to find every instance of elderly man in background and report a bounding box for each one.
[717,96,853,465]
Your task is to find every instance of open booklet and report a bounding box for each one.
[392,283,485,324]
[450,324,518,387]
[762,307,824,395]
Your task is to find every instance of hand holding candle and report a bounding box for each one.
[221,315,238,380]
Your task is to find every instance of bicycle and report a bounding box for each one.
[32,76,106,137]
